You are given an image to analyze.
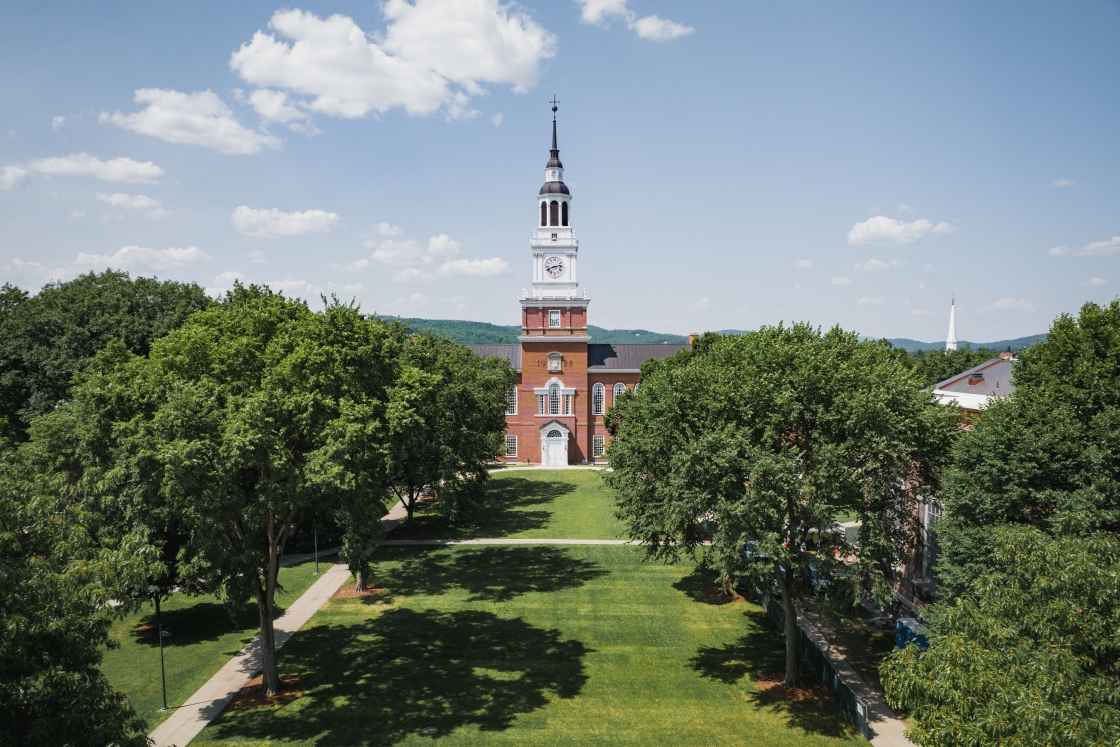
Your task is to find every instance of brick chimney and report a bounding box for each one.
[968,371,985,386]
[999,347,1015,360]
[688,333,699,347]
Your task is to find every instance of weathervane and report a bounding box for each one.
[550,95,559,116]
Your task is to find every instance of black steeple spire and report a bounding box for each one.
[547,96,562,168]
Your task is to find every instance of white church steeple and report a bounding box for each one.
[945,295,958,351]
[527,98,582,301]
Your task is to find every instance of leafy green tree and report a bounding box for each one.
[386,332,514,523]
[62,286,400,695]
[0,458,156,747]
[605,325,958,686]
[908,346,1001,388]
[0,270,211,439]
[882,526,1120,747]
[935,301,1120,595]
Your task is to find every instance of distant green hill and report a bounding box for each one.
[879,334,1047,352]
[396,318,687,344]
[393,318,1044,351]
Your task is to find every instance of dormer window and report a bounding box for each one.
[549,310,561,328]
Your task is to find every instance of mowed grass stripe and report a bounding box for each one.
[407,470,625,540]
[195,545,863,746]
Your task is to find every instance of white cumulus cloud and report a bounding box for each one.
[96,192,160,210]
[101,89,281,154]
[831,277,852,285]
[1,153,164,189]
[1083,277,1108,287]
[436,257,511,277]
[855,258,890,272]
[350,230,507,282]
[377,222,403,236]
[897,203,914,213]
[264,279,323,298]
[1048,236,1120,257]
[790,259,813,268]
[577,0,693,41]
[1076,236,1120,257]
[229,3,557,122]
[231,206,340,237]
[51,116,65,132]
[207,270,247,297]
[1052,178,1077,188]
[847,216,954,246]
[247,250,266,263]
[76,245,212,272]
[980,298,1036,313]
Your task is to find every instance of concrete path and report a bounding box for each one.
[489,464,606,472]
[381,538,638,546]
[796,612,915,746]
[147,499,409,747]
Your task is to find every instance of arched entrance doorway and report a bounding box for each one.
[539,421,570,466]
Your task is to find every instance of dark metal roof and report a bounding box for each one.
[467,344,521,370]
[539,181,570,195]
[588,343,689,370]
[934,357,1016,397]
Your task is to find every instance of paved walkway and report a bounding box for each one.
[148,499,409,747]
[796,611,915,746]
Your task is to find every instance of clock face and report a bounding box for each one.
[545,256,565,278]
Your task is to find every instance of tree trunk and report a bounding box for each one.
[257,509,284,696]
[405,479,416,519]
[256,591,280,695]
[775,564,801,688]
[354,570,367,593]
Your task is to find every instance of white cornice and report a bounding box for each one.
[518,335,592,342]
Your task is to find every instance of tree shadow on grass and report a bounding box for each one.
[690,608,857,739]
[373,545,608,604]
[129,601,253,649]
[672,565,738,606]
[205,608,590,746]
[409,477,577,538]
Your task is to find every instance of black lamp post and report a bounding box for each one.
[155,596,168,711]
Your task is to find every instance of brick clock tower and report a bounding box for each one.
[517,101,590,465]
[470,103,689,465]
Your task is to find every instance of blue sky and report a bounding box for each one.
[2,1,1118,342]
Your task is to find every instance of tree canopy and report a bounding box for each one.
[935,300,1120,595]
[54,285,403,695]
[882,526,1120,747]
[0,270,211,439]
[387,332,515,522]
[605,325,958,686]
[0,458,156,747]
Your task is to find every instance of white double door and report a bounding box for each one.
[542,428,569,466]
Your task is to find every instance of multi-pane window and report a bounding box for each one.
[613,382,627,402]
[548,384,560,415]
[922,502,942,579]
[505,385,517,415]
[592,383,605,415]
[505,435,518,458]
[549,310,561,328]
[592,435,605,459]
[633,382,639,393]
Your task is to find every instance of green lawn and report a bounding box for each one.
[194,544,864,746]
[101,558,324,730]
[404,469,625,540]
